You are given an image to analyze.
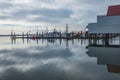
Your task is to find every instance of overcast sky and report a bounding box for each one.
[0,0,120,34]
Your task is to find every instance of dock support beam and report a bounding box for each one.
[104,34,109,46]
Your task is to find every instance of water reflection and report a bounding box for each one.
[87,44,120,74]
[10,38,86,48]
[11,38,16,44]
[0,38,120,80]
[0,38,88,80]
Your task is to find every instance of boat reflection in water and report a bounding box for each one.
[86,44,120,74]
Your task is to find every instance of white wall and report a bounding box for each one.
[87,15,120,34]
[87,23,99,34]
[97,15,120,24]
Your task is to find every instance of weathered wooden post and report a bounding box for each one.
[105,34,109,46]
[42,32,43,38]
[36,32,38,39]
[27,32,29,38]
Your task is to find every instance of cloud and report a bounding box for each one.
[12,48,73,59]
[0,58,120,80]
[29,16,60,23]
[0,64,66,80]
[0,2,13,9]
[0,6,73,23]
[0,15,11,20]
[0,46,73,71]
[0,0,120,33]
[0,59,15,66]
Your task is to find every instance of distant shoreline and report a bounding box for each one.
[0,35,11,37]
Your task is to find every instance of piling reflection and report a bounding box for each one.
[86,44,120,74]
[11,38,16,44]
[10,38,85,48]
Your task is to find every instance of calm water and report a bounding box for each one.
[0,37,120,80]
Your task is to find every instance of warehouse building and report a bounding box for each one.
[86,5,120,45]
[87,5,120,34]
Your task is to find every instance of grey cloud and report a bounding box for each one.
[0,49,10,53]
[0,0,119,29]
[0,2,13,9]
[0,46,73,72]
[85,0,104,3]
[13,48,73,59]
[0,64,66,80]
[29,16,61,23]
[14,8,72,18]
[1,59,120,80]
[0,15,11,20]
[0,7,73,23]
[0,59,15,66]
[35,0,55,4]
[0,46,73,60]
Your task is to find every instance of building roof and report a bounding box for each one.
[107,5,120,16]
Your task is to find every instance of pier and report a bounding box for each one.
[6,24,88,40]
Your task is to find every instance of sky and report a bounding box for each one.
[0,0,120,34]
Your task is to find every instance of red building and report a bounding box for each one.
[107,5,120,16]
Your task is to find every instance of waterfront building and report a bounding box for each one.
[86,5,120,35]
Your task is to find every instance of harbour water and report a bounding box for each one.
[0,37,120,80]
